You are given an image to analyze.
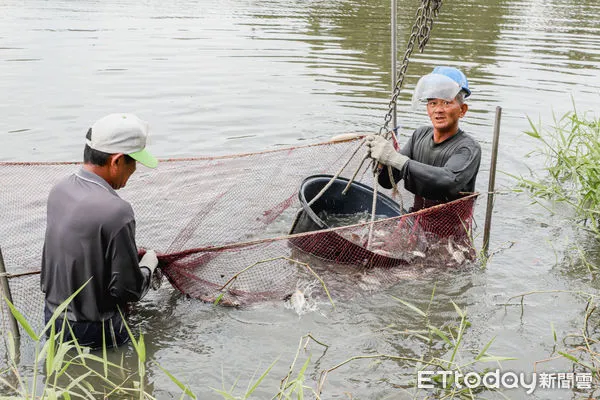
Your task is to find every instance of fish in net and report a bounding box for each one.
[0,137,478,330]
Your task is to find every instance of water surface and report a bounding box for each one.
[2,0,600,398]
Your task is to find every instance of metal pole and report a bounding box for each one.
[483,106,502,255]
[391,0,397,132]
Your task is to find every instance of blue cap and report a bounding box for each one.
[431,66,471,98]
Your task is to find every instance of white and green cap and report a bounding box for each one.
[88,113,158,168]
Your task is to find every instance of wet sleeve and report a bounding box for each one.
[106,221,149,303]
[403,145,481,201]
[377,134,413,189]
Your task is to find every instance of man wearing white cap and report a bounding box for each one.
[366,66,481,212]
[41,113,160,349]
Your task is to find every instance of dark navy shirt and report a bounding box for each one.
[41,167,149,322]
[378,126,481,202]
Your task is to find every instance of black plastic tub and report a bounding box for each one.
[288,174,408,267]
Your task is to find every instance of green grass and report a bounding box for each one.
[0,285,196,400]
[2,284,514,399]
[510,104,600,390]
[316,285,515,399]
[515,105,600,238]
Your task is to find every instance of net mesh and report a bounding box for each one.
[0,138,478,333]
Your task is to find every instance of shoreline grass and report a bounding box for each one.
[515,105,600,240]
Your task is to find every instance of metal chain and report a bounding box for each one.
[310,0,444,251]
[379,0,443,138]
[367,0,442,251]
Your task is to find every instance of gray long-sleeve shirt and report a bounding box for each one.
[378,126,481,202]
[41,168,149,322]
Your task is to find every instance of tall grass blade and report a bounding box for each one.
[3,296,38,341]
[42,279,91,337]
[524,116,541,139]
[138,332,146,364]
[450,300,465,319]
[52,343,75,375]
[102,323,108,378]
[209,388,237,399]
[476,356,517,362]
[475,336,496,360]
[557,351,579,363]
[64,371,93,392]
[390,296,426,317]
[46,325,56,376]
[428,326,452,347]
[154,362,197,399]
[45,388,58,400]
[7,330,16,361]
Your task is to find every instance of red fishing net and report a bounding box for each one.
[0,138,478,326]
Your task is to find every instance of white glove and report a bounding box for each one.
[365,135,409,171]
[139,249,162,290]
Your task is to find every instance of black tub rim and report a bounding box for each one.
[297,174,402,231]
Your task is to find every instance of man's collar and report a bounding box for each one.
[432,127,463,145]
[76,167,118,196]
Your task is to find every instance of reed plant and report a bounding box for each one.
[211,285,514,399]
[0,282,195,399]
[316,285,515,399]
[515,105,600,238]
[2,283,514,399]
[211,334,328,399]
[509,104,600,394]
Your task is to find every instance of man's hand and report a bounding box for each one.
[139,249,163,290]
[365,135,409,171]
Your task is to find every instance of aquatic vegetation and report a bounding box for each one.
[316,285,516,399]
[3,283,515,399]
[0,286,195,400]
[507,289,600,394]
[515,105,600,239]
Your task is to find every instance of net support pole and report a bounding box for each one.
[483,106,502,255]
[0,245,21,359]
[391,0,398,131]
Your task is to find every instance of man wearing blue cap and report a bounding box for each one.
[366,66,481,212]
[41,113,161,349]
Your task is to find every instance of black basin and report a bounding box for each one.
[289,174,407,267]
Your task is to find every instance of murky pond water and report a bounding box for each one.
[318,210,390,228]
[2,0,600,398]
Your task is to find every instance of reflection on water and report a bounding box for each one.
[1,0,600,398]
[1,0,599,163]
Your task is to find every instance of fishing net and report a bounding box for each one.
[0,138,478,342]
